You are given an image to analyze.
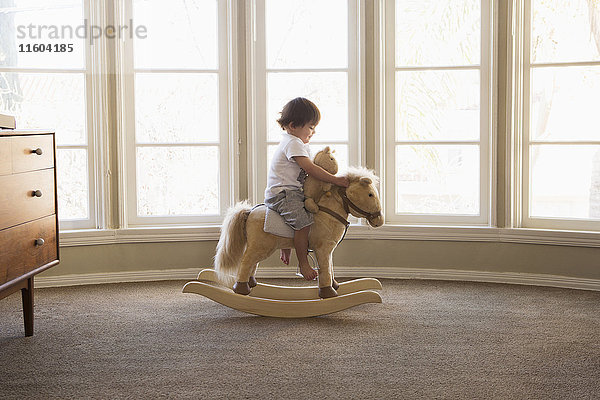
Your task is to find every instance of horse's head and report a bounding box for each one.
[342,167,384,228]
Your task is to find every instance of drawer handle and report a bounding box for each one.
[32,190,43,197]
[35,238,45,246]
[31,148,43,155]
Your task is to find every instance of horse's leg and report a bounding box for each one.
[233,236,278,295]
[233,250,262,295]
[249,264,259,288]
[314,245,338,298]
[233,213,278,294]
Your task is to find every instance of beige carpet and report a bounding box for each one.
[0,278,599,399]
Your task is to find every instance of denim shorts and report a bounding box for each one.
[265,189,314,230]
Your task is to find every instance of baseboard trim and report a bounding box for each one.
[35,266,600,292]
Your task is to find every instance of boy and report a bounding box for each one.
[265,97,349,280]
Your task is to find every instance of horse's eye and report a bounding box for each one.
[369,193,373,197]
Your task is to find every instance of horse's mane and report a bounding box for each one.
[343,166,380,186]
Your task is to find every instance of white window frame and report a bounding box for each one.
[0,1,105,231]
[247,0,364,205]
[519,0,600,232]
[116,0,234,227]
[383,0,494,226]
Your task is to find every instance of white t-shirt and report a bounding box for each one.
[264,133,311,199]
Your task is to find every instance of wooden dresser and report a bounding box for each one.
[0,130,59,336]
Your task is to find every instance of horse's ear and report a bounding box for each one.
[331,149,336,154]
[359,177,372,186]
[323,146,331,153]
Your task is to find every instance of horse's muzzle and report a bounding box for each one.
[367,214,384,228]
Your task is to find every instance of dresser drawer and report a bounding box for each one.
[0,169,55,230]
[0,215,58,287]
[11,135,54,173]
[0,137,10,175]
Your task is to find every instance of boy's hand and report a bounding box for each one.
[336,176,350,187]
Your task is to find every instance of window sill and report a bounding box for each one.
[59,226,221,247]
[347,225,600,247]
[59,224,600,248]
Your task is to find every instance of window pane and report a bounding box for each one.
[0,72,86,146]
[267,72,348,142]
[0,0,85,69]
[133,0,217,69]
[396,145,480,214]
[530,145,600,219]
[135,73,218,144]
[136,146,219,216]
[56,149,88,220]
[531,67,600,141]
[266,0,347,69]
[396,70,480,141]
[531,0,600,63]
[395,0,480,67]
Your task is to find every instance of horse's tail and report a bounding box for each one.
[214,201,252,285]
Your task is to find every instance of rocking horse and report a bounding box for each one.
[183,166,384,317]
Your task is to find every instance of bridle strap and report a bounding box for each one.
[316,205,351,249]
[338,187,381,221]
[318,205,350,227]
[315,185,381,248]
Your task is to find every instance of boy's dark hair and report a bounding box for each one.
[276,97,321,129]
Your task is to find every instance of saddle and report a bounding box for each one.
[262,205,295,238]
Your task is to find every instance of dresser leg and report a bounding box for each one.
[21,277,34,337]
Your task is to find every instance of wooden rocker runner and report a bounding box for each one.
[183,166,385,317]
[183,269,382,318]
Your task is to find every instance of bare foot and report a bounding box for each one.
[280,249,291,265]
[298,263,317,281]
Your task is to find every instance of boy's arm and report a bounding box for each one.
[294,156,349,187]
